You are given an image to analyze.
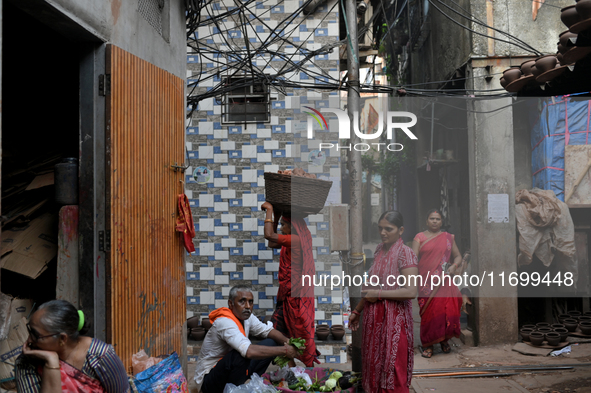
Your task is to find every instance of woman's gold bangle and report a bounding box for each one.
[44,365,61,370]
[264,219,273,223]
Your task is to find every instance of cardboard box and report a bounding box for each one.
[0,317,28,384]
[0,213,57,278]
[0,296,33,342]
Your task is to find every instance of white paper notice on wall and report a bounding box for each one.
[319,176,341,205]
[371,193,380,206]
[487,194,509,223]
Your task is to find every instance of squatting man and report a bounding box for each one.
[193,285,299,393]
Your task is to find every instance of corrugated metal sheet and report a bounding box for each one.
[105,45,186,371]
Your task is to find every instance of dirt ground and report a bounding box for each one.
[186,338,591,392]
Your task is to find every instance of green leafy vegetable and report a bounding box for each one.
[273,338,306,368]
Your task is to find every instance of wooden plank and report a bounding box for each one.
[106,45,185,371]
[565,145,591,205]
[56,206,79,307]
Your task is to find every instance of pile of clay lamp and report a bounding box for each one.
[501,0,591,93]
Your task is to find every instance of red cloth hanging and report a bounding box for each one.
[176,194,196,253]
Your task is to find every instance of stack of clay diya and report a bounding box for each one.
[501,0,591,93]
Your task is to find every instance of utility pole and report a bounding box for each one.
[345,0,363,374]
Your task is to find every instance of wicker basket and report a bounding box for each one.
[264,172,333,215]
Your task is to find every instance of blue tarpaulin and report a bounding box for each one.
[531,97,591,201]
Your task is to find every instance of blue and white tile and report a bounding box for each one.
[221,238,237,248]
[221,213,236,223]
[221,189,236,199]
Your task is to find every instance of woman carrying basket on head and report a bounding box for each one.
[261,201,319,367]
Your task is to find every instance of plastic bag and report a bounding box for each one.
[223,373,278,393]
[291,367,312,388]
[132,349,162,376]
[269,366,291,382]
[132,352,188,393]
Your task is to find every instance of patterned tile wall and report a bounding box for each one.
[186,0,346,363]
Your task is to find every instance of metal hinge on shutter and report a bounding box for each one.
[99,74,111,96]
[98,230,111,251]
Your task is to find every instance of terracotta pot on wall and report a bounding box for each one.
[535,55,558,73]
[561,5,582,28]
[503,67,522,84]
[576,0,591,19]
[520,60,536,76]
[559,30,578,47]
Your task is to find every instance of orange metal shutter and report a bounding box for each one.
[105,45,186,370]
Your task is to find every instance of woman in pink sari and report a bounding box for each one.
[349,211,418,393]
[412,209,463,358]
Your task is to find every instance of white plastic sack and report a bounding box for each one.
[223,373,278,393]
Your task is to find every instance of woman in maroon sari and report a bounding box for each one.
[349,211,418,393]
[412,209,463,358]
[261,202,318,367]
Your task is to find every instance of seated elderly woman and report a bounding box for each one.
[15,299,129,393]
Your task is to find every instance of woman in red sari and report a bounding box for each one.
[349,211,418,393]
[261,201,318,367]
[412,209,463,358]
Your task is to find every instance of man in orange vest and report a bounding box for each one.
[194,285,298,393]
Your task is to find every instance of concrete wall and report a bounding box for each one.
[12,0,186,79]
[467,70,519,345]
[409,0,472,85]
[470,0,573,58]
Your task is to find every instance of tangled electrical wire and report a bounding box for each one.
[184,0,549,109]
[185,0,394,117]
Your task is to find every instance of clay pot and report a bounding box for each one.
[579,322,591,335]
[568,310,582,318]
[545,332,561,346]
[557,52,565,65]
[202,318,212,330]
[558,314,572,324]
[500,77,508,88]
[520,328,534,342]
[563,318,579,332]
[530,332,545,346]
[503,67,522,84]
[535,55,558,73]
[576,0,591,19]
[331,329,346,340]
[187,316,200,329]
[522,324,536,330]
[316,330,330,340]
[189,327,206,341]
[584,311,591,317]
[559,30,578,47]
[520,60,536,76]
[537,327,553,335]
[316,324,330,330]
[554,328,569,342]
[578,316,591,323]
[536,322,551,328]
[561,5,582,28]
[551,324,565,330]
